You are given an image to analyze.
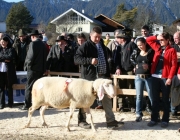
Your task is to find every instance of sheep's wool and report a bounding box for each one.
[38,83,43,89]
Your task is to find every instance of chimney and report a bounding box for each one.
[82,9,84,13]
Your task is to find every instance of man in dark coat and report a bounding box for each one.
[13,29,30,71]
[20,30,47,110]
[74,26,124,129]
[115,33,137,112]
[46,35,75,74]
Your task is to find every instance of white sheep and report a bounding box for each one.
[24,77,115,132]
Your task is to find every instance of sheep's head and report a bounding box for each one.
[93,78,115,101]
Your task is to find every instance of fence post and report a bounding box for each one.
[113,77,118,112]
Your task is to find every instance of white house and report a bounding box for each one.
[152,24,164,35]
[50,8,106,34]
[0,21,6,32]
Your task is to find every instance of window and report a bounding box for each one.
[77,27,82,32]
[62,28,67,32]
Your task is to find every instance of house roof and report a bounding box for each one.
[94,14,125,29]
[50,8,106,26]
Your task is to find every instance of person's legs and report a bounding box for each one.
[0,87,5,109]
[161,78,171,123]
[78,108,86,122]
[22,70,43,109]
[148,77,161,126]
[118,95,125,111]
[135,76,144,119]
[7,86,13,107]
[127,71,135,112]
[144,77,153,107]
[117,79,126,111]
[77,108,91,129]
[25,71,35,107]
[170,98,178,117]
[0,72,6,109]
[102,94,124,127]
[102,94,115,123]
[170,104,178,116]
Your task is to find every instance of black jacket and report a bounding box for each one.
[74,39,111,80]
[0,46,17,86]
[24,39,47,72]
[115,41,137,71]
[46,45,75,72]
[130,47,154,68]
[13,38,30,61]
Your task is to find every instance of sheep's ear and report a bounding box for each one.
[97,84,105,101]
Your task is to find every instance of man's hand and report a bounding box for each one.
[165,78,172,86]
[133,68,136,73]
[91,58,98,65]
[115,69,121,75]
[5,60,10,62]
[45,70,50,76]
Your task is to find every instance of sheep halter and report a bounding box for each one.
[63,79,72,91]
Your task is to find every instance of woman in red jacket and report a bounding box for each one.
[146,32,177,128]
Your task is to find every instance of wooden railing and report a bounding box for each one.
[48,72,81,77]
[12,72,81,90]
[111,75,148,112]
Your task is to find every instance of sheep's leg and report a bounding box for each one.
[84,108,96,132]
[40,105,48,127]
[24,106,37,128]
[65,108,75,132]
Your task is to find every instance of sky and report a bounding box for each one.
[3,0,23,2]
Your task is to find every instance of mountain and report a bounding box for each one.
[0,0,179,25]
[0,0,13,21]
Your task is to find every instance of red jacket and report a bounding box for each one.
[178,65,180,74]
[146,36,177,79]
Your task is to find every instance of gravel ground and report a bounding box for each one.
[0,106,180,140]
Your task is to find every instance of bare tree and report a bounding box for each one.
[37,21,46,33]
[163,24,177,35]
[132,6,161,36]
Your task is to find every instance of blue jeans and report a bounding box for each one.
[151,77,171,123]
[135,75,152,117]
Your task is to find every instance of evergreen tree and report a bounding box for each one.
[6,2,34,34]
[112,4,137,28]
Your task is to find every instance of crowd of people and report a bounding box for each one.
[0,25,180,129]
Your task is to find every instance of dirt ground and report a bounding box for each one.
[0,106,180,140]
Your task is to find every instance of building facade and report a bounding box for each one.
[51,8,105,34]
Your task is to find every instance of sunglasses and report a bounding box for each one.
[158,39,165,41]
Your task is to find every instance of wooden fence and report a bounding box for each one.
[12,72,81,90]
